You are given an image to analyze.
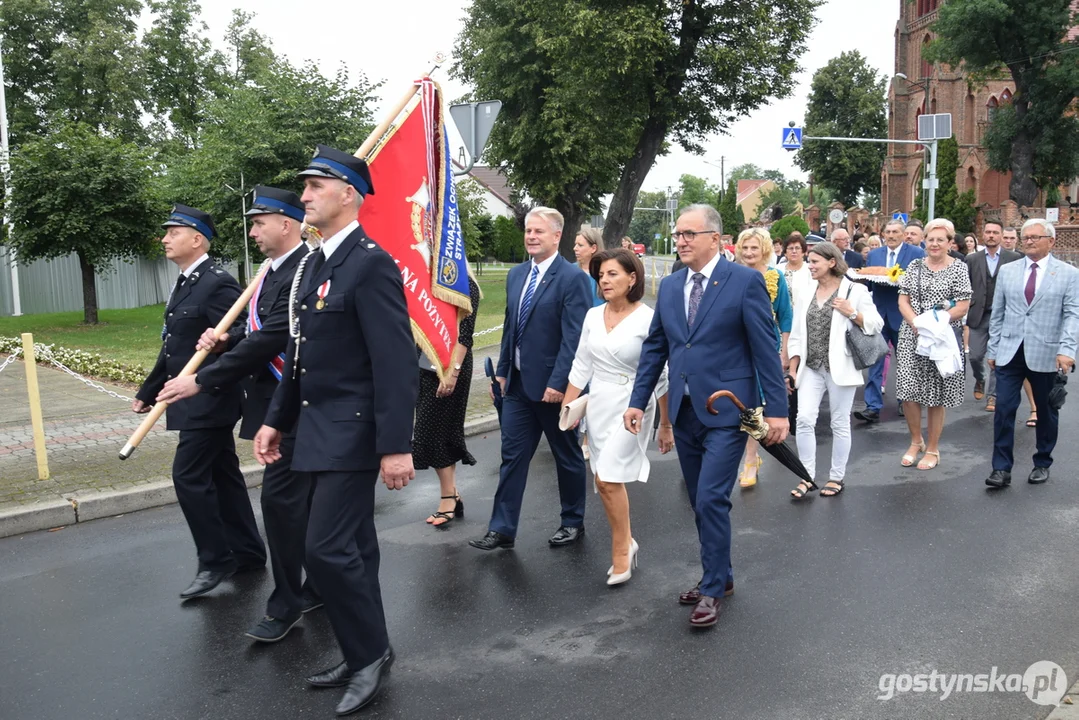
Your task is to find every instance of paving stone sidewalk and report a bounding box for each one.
[0,347,502,523]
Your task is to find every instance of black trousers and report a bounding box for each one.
[262,433,317,618]
[306,470,387,670]
[173,427,266,573]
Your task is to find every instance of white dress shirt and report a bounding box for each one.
[683,252,721,319]
[270,242,304,272]
[1024,256,1047,296]
[515,252,558,369]
[985,247,1001,277]
[181,253,210,279]
[319,220,360,260]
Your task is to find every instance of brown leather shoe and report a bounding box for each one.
[689,596,721,628]
[678,580,733,605]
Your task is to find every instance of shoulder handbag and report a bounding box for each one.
[844,283,889,370]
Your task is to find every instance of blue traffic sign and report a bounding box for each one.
[892,212,909,224]
[782,127,803,150]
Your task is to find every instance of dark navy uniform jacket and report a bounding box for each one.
[136,258,245,431]
[196,245,309,439]
[264,225,417,472]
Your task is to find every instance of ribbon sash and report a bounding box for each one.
[248,272,287,381]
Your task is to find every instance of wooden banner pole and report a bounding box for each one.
[21,333,49,480]
[355,82,424,160]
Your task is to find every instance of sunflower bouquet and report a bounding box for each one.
[886,264,905,283]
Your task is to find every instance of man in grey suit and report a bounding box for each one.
[965,220,1022,410]
[985,219,1079,488]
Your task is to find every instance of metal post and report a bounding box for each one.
[0,39,22,316]
[927,140,939,221]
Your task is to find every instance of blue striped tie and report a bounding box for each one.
[515,265,540,348]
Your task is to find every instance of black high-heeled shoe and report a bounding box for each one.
[428,493,463,529]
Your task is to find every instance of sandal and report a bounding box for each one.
[917,451,940,471]
[1026,412,1037,428]
[901,441,925,467]
[427,493,464,528]
[790,480,815,500]
[985,398,996,412]
[740,457,762,488]
[820,480,844,497]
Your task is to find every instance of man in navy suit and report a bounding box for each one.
[831,228,864,270]
[625,204,788,629]
[469,207,592,551]
[854,219,925,422]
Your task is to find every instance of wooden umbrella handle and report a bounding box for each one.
[119,263,271,460]
[705,390,747,415]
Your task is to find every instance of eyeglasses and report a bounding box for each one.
[1022,235,1053,241]
[672,230,717,241]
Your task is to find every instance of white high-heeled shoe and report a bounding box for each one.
[607,539,639,586]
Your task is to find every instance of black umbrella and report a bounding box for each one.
[1048,369,1070,411]
[706,390,816,489]
[485,357,503,422]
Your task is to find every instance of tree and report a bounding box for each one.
[8,123,162,324]
[718,177,741,236]
[728,163,764,184]
[490,215,522,262]
[677,174,721,212]
[455,178,490,261]
[796,51,887,206]
[627,189,669,250]
[768,214,811,241]
[927,0,1079,206]
[165,57,378,273]
[454,0,820,256]
[142,0,228,148]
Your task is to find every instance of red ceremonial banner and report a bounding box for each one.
[356,80,470,379]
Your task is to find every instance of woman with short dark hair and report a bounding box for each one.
[562,248,672,586]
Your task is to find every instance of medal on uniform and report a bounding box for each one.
[315,280,331,310]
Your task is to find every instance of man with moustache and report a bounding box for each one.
[158,186,320,642]
[254,146,417,716]
[134,205,266,599]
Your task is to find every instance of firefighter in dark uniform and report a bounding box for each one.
[158,187,321,641]
[134,205,266,600]
[254,146,417,716]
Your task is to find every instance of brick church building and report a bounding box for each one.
[881,0,1079,222]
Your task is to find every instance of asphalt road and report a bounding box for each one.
[1,391,1076,720]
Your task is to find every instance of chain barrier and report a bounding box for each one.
[473,324,504,338]
[34,346,135,404]
[0,347,23,374]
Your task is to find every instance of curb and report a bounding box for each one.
[0,413,501,540]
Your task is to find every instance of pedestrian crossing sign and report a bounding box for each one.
[782,127,803,150]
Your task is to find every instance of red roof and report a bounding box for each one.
[737,179,771,204]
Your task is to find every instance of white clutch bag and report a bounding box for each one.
[558,395,589,431]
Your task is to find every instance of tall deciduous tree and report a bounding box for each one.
[718,177,743,235]
[8,123,162,324]
[454,0,820,256]
[796,51,887,206]
[926,0,1079,206]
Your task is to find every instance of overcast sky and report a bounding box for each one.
[194,0,897,194]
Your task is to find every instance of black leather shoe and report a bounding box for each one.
[335,647,394,716]
[179,569,234,599]
[307,661,352,688]
[548,526,584,546]
[985,470,1012,489]
[468,531,515,551]
[244,614,302,643]
[301,591,324,614]
[1028,467,1050,484]
[854,409,880,423]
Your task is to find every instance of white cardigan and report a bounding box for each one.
[788,278,885,388]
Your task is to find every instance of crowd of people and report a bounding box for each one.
[134,162,1078,715]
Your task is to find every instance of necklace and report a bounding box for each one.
[604,303,634,332]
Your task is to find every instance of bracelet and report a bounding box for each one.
[659,424,673,429]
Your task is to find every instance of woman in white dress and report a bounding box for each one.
[562,248,672,586]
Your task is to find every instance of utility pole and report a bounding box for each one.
[720,156,725,189]
[0,37,21,316]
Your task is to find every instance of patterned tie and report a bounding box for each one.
[687,273,705,327]
[888,249,896,268]
[515,265,540,348]
[1025,262,1038,304]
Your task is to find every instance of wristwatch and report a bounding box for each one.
[848,310,859,320]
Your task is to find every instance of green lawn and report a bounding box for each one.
[0,270,512,369]
[0,305,166,369]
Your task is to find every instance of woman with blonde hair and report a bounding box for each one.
[735,227,793,487]
[895,218,972,470]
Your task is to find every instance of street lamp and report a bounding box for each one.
[223,176,252,283]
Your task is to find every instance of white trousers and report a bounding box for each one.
[796,366,858,482]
